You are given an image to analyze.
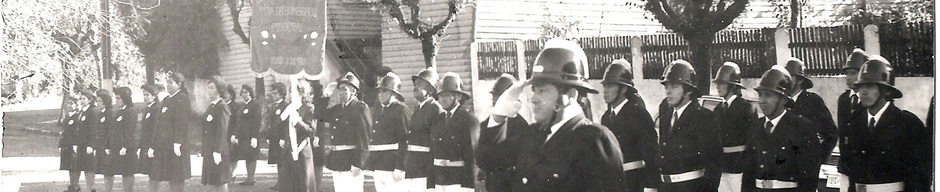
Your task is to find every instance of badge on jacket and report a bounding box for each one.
[243,109,249,114]
[162,107,168,113]
[100,117,106,123]
[207,114,214,122]
[68,120,74,125]
[145,113,151,119]
[117,116,123,122]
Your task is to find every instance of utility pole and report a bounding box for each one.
[100,0,113,90]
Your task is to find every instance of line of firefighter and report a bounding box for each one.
[56,38,930,192]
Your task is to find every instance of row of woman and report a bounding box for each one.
[59,74,243,192]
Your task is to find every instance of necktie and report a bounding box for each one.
[538,126,552,143]
[869,117,876,131]
[607,107,615,118]
[851,95,859,109]
[720,102,729,110]
[765,121,774,134]
[671,110,679,128]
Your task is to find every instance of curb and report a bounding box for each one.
[18,127,61,137]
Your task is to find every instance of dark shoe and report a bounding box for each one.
[239,181,256,186]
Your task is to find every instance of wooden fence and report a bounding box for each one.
[474,22,934,80]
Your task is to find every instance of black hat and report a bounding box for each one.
[376,72,405,101]
[784,58,814,89]
[661,60,698,92]
[528,39,598,94]
[337,72,361,91]
[713,62,744,88]
[490,73,516,96]
[438,72,470,99]
[854,55,902,99]
[412,67,440,94]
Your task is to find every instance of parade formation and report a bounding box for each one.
[52,38,931,192]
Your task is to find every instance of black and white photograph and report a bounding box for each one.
[1,0,936,191]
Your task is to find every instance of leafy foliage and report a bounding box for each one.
[136,0,224,78]
[848,0,934,25]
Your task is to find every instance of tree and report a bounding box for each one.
[226,0,251,45]
[645,0,748,92]
[136,0,224,79]
[371,0,472,68]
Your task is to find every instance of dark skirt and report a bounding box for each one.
[75,146,96,172]
[267,142,282,165]
[233,139,260,161]
[94,149,111,175]
[201,153,232,185]
[278,155,316,192]
[137,149,152,174]
[59,148,77,171]
[106,152,138,175]
[152,149,192,181]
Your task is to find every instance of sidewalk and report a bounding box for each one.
[1,156,280,184]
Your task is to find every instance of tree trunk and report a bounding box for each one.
[790,0,801,27]
[687,36,713,95]
[420,36,438,68]
[146,60,155,85]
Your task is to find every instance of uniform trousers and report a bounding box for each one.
[403,177,429,192]
[718,173,743,192]
[332,168,364,192]
[372,170,404,192]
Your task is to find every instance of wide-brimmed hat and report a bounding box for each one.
[376,72,405,101]
[528,39,598,94]
[412,67,440,94]
[437,72,470,99]
[784,58,814,89]
[713,62,744,88]
[854,55,902,99]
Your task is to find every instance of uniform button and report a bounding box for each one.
[331,136,335,139]
[660,156,665,159]
[880,151,885,154]
[781,147,785,150]
[372,130,376,133]
[552,173,559,178]
[522,177,528,184]
[762,151,767,154]
[662,143,667,146]
[861,150,866,154]
[759,165,764,168]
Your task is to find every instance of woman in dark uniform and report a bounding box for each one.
[104,87,139,192]
[60,94,82,192]
[93,89,114,185]
[232,84,262,185]
[202,76,233,191]
[76,90,99,192]
[156,73,193,192]
[223,85,241,181]
[138,84,164,191]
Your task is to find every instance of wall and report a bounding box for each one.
[471,77,935,124]
[382,0,476,108]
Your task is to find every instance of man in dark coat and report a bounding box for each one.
[475,73,529,192]
[430,72,480,192]
[742,66,820,192]
[841,56,930,192]
[784,58,838,180]
[482,39,625,191]
[367,73,413,192]
[654,60,722,192]
[325,72,372,192]
[405,67,444,191]
[835,48,867,192]
[712,62,757,192]
[600,59,658,192]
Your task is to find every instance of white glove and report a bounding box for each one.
[119,148,126,156]
[147,149,155,158]
[250,138,258,148]
[72,145,78,153]
[279,140,285,148]
[86,147,94,154]
[231,136,237,144]
[312,137,320,148]
[351,166,362,176]
[173,143,182,156]
[491,81,528,117]
[213,152,222,165]
[643,188,658,192]
[104,149,111,155]
[137,149,141,156]
[393,169,405,182]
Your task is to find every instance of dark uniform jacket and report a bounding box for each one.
[202,100,232,185]
[712,96,757,174]
[430,106,479,188]
[366,100,412,171]
[138,101,162,174]
[484,112,625,192]
[841,103,930,191]
[234,99,262,160]
[655,101,721,191]
[278,110,318,192]
[76,106,98,172]
[93,106,112,175]
[476,114,528,192]
[742,111,819,192]
[60,110,81,170]
[267,100,289,164]
[325,98,372,171]
[107,105,139,175]
[601,99,658,191]
[155,89,193,181]
[792,91,838,163]
[405,98,444,179]
[836,90,861,176]
[312,97,331,167]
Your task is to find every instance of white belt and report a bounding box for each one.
[722,145,746,153]
[856,182,903,192]
[407,145,430,152]
[369,143,400,151]
[330,145,357,151]
[755,179,798,189]
[660,169,704,183]
[622,160,646,171]
[433,159,465,167]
